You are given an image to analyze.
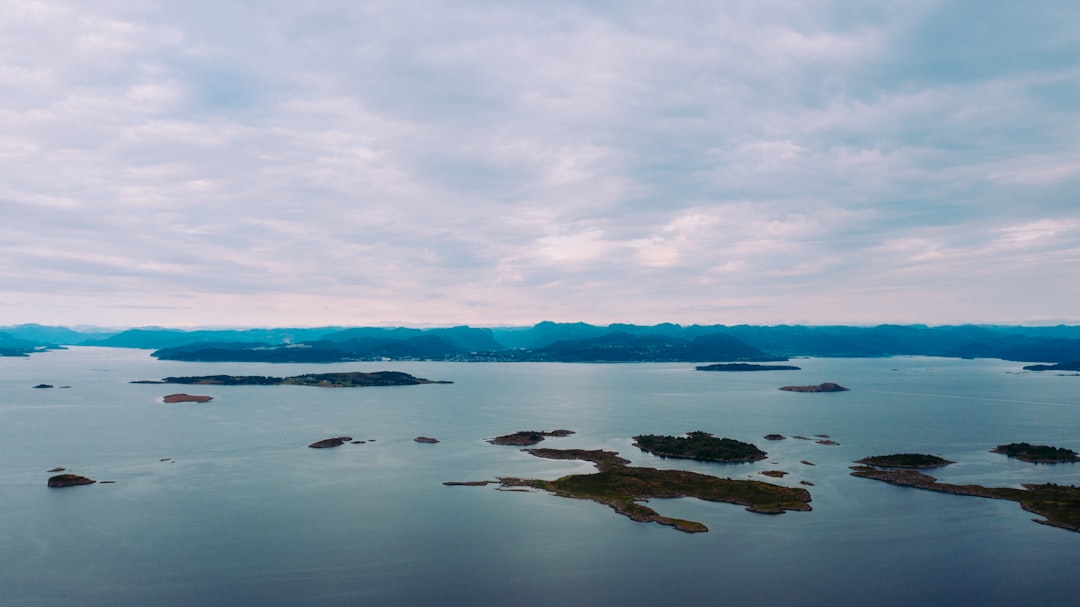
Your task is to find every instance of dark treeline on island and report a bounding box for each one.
[4,321,1080,364]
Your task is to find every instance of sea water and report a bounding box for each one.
[2,347,1079,606]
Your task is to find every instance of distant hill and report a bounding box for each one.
[526,331,777,362]
[6,321,1080,364]
[80,327,344,349]
[0,323,115,344]
[0,331,52,357]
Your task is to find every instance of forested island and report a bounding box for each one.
[990,443,1079,463]
[632,432,767,463]
[854,454,955,469]
[132,371,450,387]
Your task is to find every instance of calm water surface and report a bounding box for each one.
[3,348,1079,606]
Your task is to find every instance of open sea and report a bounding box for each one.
[3,347,1080,606]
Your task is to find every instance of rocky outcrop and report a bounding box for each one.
[163,393,213,403]
[308,436,353,448]
[488,430,575,446]
[48,474,96,488]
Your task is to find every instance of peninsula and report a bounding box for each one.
[1023,362,1080,372]
[850,465,1080,533]
[495,448,811,533]
[132,371,451,387]
[632,431,767,463]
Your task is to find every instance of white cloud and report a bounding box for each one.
[0,0,1078,326]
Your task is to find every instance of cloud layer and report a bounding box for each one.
[3,0,1078,327]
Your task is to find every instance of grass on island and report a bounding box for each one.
[990,442,1079,463]
[851,466,1080,533]
[632,431,767,463]
[854,453,955,469]
[497,448,810,533]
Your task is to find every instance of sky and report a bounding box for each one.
[2,1,1078,328]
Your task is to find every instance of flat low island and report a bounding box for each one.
[133,371,451,387]
[851,463,1080,533]
[488,448,811,533]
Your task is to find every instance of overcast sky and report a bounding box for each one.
[2,1,1078,328]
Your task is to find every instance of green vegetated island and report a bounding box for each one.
[852,447,1080,532]
[780,382,849,392]
[990,442,1080,463]
[131,371,451,387]
[854,453,955,468]
[486,448,811,533]
[448,431,808,533]
[632,431,768,463]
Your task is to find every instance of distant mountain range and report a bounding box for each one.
[2,322,1080,364]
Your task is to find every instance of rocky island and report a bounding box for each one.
[632,431,767,463]
[488,429,575,446]
[134,371,451,387]
[696,363,801,372]
[308,436,353,448]
[492,448,811,533]
[780,383,849,393]
[163,393,213,403]
[850,465,1080,533]
[854,453,955,469]
[990,442,1080,463]
[48,474,96,488]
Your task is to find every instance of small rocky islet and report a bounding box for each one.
[48,474,96,488]
[163,393,213,403]
[487,429,575,446]
[308,436,354,448]
[779,383,849,393]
